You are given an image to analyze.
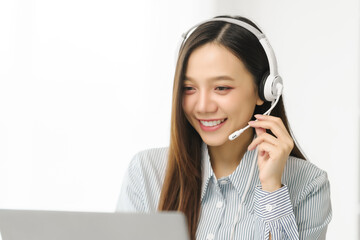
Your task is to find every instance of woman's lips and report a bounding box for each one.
[198,118,227,132]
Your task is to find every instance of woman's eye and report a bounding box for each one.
[183,86,195,94]
[215,86,231,91]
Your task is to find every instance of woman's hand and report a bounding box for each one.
[247,114,294,192]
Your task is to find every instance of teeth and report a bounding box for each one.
[200,119,225,127]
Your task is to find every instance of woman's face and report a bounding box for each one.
[182,42,264,147]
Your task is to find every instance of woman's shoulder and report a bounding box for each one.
[283,156,330,206]
[130,146,169,166]
[284,155,328,181]
[118,147,169,212]
[127,146,169,180]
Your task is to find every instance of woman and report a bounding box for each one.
[117,15,332,240]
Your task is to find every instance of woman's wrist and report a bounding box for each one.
[261,182,283,192]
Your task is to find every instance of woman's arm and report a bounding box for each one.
[248,115,331,239]
[253,170,332,239]
[294,171,332,239]
[249,114,298,239]
[253,185,299,239]
[115,152,146,212]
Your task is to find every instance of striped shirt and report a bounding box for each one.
[116,142,332,239]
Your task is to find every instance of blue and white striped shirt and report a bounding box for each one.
[116,143,332,239]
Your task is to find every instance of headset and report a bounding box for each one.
[177,17,284,141]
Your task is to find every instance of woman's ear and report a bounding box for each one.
[256,97,264,106]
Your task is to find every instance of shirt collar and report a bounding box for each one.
[200,141,259,201]
[201,142,214,201]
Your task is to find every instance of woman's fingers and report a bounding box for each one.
[254,126,266,137]
[248,116,287,140]
[248,130,278,150]
[248,115,294,150]
[247,115,294,191]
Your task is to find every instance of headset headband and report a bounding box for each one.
[180,17,279,77]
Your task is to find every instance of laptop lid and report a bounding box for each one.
[0,209,190,240]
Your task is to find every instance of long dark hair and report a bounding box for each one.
[158,15,305,240]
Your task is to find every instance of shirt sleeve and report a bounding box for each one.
[115,153,146,212]
[254,185,299,239]
[294,171,332,239]
[253,171,332,240]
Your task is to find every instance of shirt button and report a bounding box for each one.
[216,201,223,208]
[206,233,215,240]
[219,179,228,185]
[265,204,276,212]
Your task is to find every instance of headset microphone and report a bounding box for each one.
[229,126,250,141]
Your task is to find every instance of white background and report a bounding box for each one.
[0,0,358,239]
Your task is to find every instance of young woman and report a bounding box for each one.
[117,15,332,240]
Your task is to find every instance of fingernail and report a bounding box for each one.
[254,114,263,118]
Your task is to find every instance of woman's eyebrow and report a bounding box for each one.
[184,75,235,81]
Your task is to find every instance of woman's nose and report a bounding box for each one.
[195,91,217,113]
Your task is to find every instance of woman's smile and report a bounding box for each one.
[198,118,227,131]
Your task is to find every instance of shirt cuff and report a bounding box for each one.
[254,184,294,223]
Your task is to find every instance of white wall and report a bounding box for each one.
[0,0,216,212]
[214,0,359,239]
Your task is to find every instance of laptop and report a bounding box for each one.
[0,209,190,240]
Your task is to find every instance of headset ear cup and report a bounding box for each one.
[258,71,269,102]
